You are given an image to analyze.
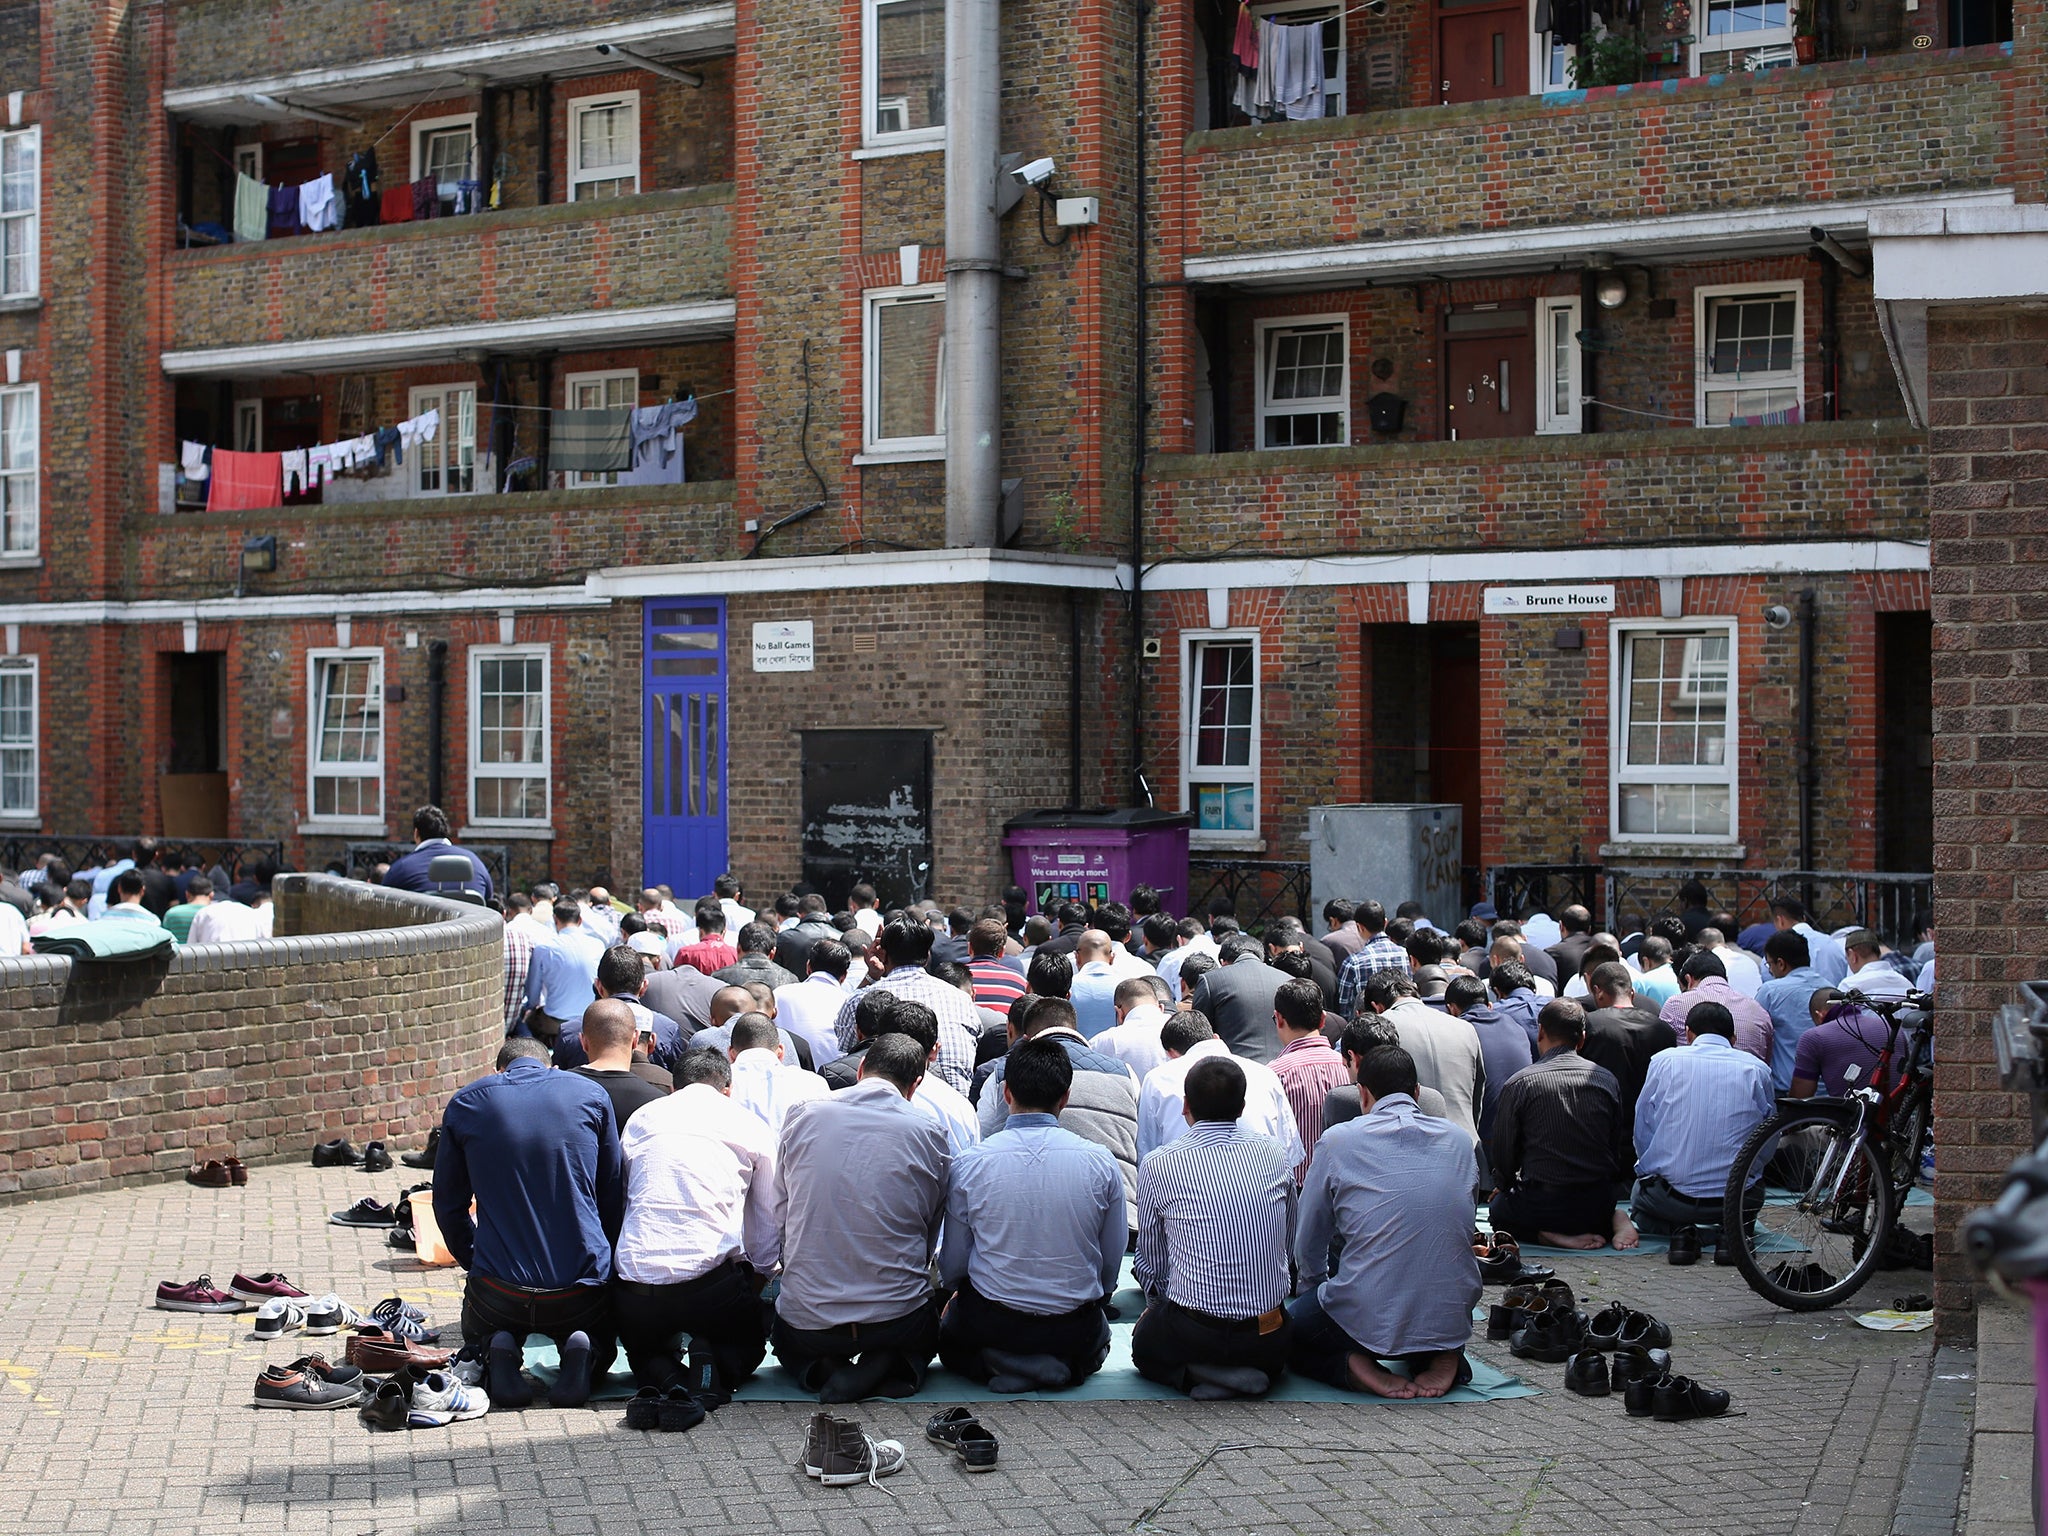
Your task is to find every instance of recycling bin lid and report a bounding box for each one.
[1002,806,1194,832]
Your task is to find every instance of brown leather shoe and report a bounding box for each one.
[186,1161,232,1188]
[225,1157,248,1186]
[344,1328,451,1374]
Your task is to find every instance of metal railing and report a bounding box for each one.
[1186,858,1312,934]
[1,835,284,885]
[1489,863,1932,947]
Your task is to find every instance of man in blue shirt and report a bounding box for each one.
[1629,1002,1774,1239]
[551,946,685,1070]
[434,1039,624,1409]
[1487,961,1545,1050]
[381,804,495,901]
[1755,930,1829,1092]
[939,1038,1126,1392]
[1068,931,1124,1038]
[1770,897,1847,985]
[1289,1045,1482,1399]
[1442,974,1532,1145]
[522,894,608,1048]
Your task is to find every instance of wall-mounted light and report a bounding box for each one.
[1595,271,1630,310]
[1764,603,1793,631]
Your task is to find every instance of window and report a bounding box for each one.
[0,655,35,819]
[864,0,945,146]
[1536,297,1582,435]
[1256,317,1348,448]
[308,651,384,825]
[0,384,35,556]
[1183,634,1260,844]
[1248,2,1345,118]
[1612,623,1737,843]
[561,370,638,486]
[411,384,476,496]
[233,142,263,181]
[1692,0,1793,72]
[1696,284,1803,427]
[234,398,262,452]
[470,646,549,825]
[863,287,946,454]
[1,127,37,301]
[410,115,476,216]
[569,93,639,200]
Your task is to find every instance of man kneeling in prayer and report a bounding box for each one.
[1287,1044,1481,1397]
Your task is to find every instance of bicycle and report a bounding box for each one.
[1722,989,1935,1311]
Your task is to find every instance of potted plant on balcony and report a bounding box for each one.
[1792,0,1818,62]
[1566,22,1649,85]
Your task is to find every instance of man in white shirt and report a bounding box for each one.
[774,941,853,1068]
[726,1015,829,1139]
[1841,929,1912,1001]
[613,1050,781,1403]
[849,881,884,937]
[1093,976,1174,1081]
[187,884,273,944]
[508,884,558,944]
[1700,926,1765,997]
[1154,918,1217,1000]
[713,874,755,935]
[1137,1012,1303,1164]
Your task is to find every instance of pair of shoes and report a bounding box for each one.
[926,1406,1000,1472]
[1668,1226,1702,1266]
[154,1275,244,1313]
[254,1355,365,1409]
[1647,1374,1731,1420]
[1584,1304,1672,1352]
[344,1328,451,1375]
[804,1412,907,1487]
[625,1385,706,1432]
[312,1139,361,1167]
[187,1158,247,1187]
[400,1128,441,1170]
[1490,1278,1578,1342]
[369,1296,437,1343]
[330,1197,396,1228]
[1509,1309,1588,1363]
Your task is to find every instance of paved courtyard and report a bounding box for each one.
[0,1163,1955,1535]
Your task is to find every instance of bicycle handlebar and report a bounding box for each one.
[1964,1143,2048,1282]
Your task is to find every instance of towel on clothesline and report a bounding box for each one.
[179,440,211,483]
[207,449,284,512]
[549,408,634,474]
[266,182,301,238]
[233,173,269,244]
[298,173,338,233]
[1232,1,1260,73]
[1235,17,1326,121]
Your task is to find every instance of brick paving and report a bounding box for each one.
[0,1164,1943,1536]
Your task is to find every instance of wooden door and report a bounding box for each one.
[1438,2,1529,102]
[1444,321,1536,440]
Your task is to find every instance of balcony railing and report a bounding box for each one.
[1489,863,1932,947]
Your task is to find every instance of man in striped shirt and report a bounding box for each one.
[966,918,1028,1016]
[501,915,536,1033]
[1131,1056,1297,1399]
[829,918,980,1093]
[1335,901,1409,1020]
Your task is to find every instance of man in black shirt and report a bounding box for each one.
[1579,962,1677,1160]
[1488,1000,1639,1251]
[572,1000,666,1130]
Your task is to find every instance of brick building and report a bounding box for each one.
[0,0,2032,927]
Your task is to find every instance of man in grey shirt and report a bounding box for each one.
[1189,934,1292,1064]
[1358,970,1485,1140]
[1290,1045,1482,1399]
[772,1034,950,1401]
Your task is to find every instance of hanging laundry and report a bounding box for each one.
[1232,1,1261,75]
[233,173,269,244]
[1270,21,1326,120]
[179,440,211,482]
[453,179,484,216]
[373,425,402,466]
[622,398,698,486]
[379,182,414,225]
[280,448,308,496]
[298,173,339,233]
[547,408,633,474]
[415,408,439,444]
[343,148,380,228]
[307,443,335,487]
[207,449,285,512]
[266,182,302,238]
[411,175,440,222]
[1234,21,1277,118]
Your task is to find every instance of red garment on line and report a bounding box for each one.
[379,184,414,224]
[1233,1,1260,69]
[207,449,284,512]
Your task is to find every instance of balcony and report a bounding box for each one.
[1181,45,2014,267]
[1142,420,1927,555]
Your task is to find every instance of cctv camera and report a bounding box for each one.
[1362,0,1388,13]
[1013,157,1056,188]
[1764,604,1792,631]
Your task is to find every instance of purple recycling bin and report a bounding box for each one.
[1002,808,1193,918]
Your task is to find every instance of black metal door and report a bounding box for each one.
[800,730,935,911]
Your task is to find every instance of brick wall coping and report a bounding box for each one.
[1148,418,1924,480]
[1186,43,2014,154]
[132,479,739,534]
[167,184,734,269]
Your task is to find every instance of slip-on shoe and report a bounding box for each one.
[186,1160,233,1188]
[1564,1350,1611,1397]
[311,1139,361,1168]
[361,1141,394,1174]
[1668,1226,1702,1266]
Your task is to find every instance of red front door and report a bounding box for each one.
[1444,313,1536,440]
[1438,2,1529,102]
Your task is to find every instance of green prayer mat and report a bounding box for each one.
[32,923,172,961]
[1479,1206,1807,1258]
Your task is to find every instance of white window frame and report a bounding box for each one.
[1536,296,1583,435]
[0,125,39,302]
[1688,0,1794,75]
[1181,630,1262,849]
[1255,314,1350,450]
[862,0,947,150]
[0,383,37,557]
[409,383,476,496]
[1609,619,1740,848]
[1249,0,1346,117]
[410,113,478,211]
[0,654,37,822]
[560,369,639,487]
[233,142,263,182]
[862,285,947,457]
[567,91,641,201]
[305,648,386,831]
[1694,281,1804,429]
[468,644,550,828]
[234,398,263,452]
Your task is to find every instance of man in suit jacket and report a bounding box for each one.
[1188,934,1290,1064]
[1265,917,1338,1001]
[1545,906,1597,986]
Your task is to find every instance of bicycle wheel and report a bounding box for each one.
[1724,1108,1895,1311]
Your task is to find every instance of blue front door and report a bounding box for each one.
[642,600,727,898]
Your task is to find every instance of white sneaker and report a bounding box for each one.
[301,1295,364,1336]
[252,1299,307,1339]
[407,1370,490,1426]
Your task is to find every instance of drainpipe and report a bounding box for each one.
[535,78,554,205]
[1578,268,1602,434]
[1068,592,1083,809]
[427,640,448,809]
[477,85,499,209]
[942,0,1002,546]
[1796,589,1816,888]
[1817,256,1841,422]
[1130,0,1152,804]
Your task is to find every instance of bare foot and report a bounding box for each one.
[1537,1230,1607,1250]
[1346,1353,1417,1398]
[1410,1352,1462,1398]
[1612,1214,1641,1251]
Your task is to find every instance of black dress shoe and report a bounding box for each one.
[1668,1226,1701,1266]
[361,1141,394,1174]
[1586,1303,1628,1350]
[1611,1345,1673,1388]
[1509,1310,1587,1363]
[1652,1375,1731,1421]
[1503,1277,1574,1315]
[1714,1235,1740,1266]
[400,1127,441,1170]
[1564,1351,1610,1397]
[1624,1371,1671,1417]
[1478,1246,1523,1284]
[1619,1310,1672,1351]
[311,1139,361,1168]
[1487,1304,1533,1342]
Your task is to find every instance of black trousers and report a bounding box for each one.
[937,1281,1112,1383]
[460,1274,617,1379]
[1130,1297,1290,1395]
[612,1260,767,1391]
[772,1298,940,1397]
[1489,1181,1615,1241]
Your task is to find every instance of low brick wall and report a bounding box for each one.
[0,874,503,1202]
